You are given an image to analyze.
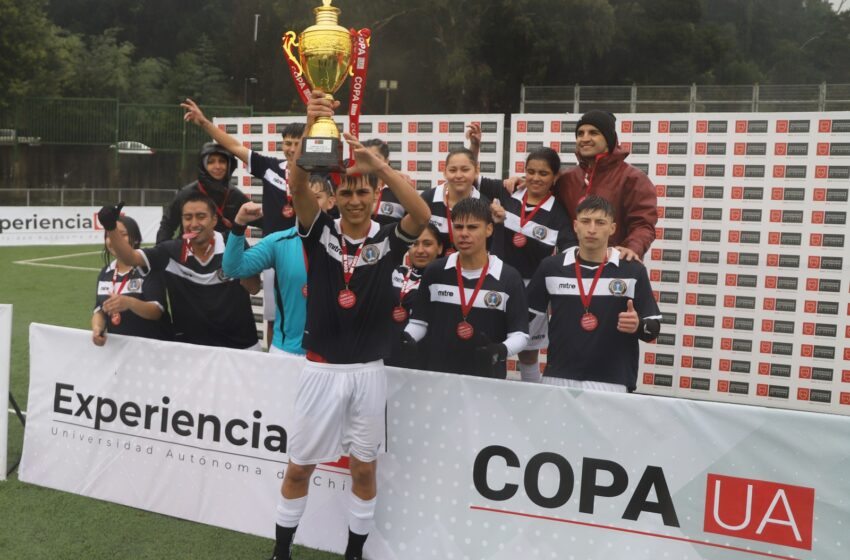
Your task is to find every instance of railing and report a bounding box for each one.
[520,83,850,113]
[0,188,177,207]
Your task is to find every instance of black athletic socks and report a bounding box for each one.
[272,524,297,560]
[344,529,368,560]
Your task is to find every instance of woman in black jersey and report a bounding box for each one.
[479,148,577,382]
[91,216,171,346]
[386,223,443,368]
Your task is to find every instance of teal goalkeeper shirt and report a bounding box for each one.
[222,227,307,355]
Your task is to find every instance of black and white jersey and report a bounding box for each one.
[385,262,424,368]
[410,253,528,378]
[527,247,661,390]
[140,232,258,349]
[248,151,296,234]
[94,262,172,341]
[299,211,416,363]
[479,180,577,280]
[420,184,487,251]
[372,185,406,226]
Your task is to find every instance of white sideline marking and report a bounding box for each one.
[14,250,101,272]
[8,408,26,416]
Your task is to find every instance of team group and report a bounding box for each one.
[93,90,661,559]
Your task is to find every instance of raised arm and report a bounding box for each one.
[98,204,147,268]
[343,132,431,236]
[182,98,250,164]
[290,91,335,230]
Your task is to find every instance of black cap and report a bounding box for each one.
[575,110,618,154]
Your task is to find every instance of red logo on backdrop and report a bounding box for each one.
[769,209,781,223]
[408,122,417,133]
[655,228,664,240]
[728,231,741,243]
[438,141,448,152]
[726,252,739,264]
[800,366,812,379]
[724,295,736,308]
[267,123,276,134]
[719,358,730,371]
[731,186,743,199]
[771,187,783,200]
[517,121,527,133]
[756,384,768,396]
[439,122,449,133]
[805,278,818,291]
[688,250,700,262]
[774,143,787,156]
[644,353,655,364]
[802,323,815,336]
[438,161,446,173]
[696,142,708,155]
[720,338,732,350]
[766,254,779,266]
[550,141,560,152]
[773,165,785,178]
[515,161,525,173]
[810,233,822,247]
[686,271,698,284]
[242,124,250,134]
[808,256,820,269]
[681,355,693,368]
[620,141,631,152]
[657,142,668,154]
[735,120,747,133]
[762,319,774,332]
[733,143,745,155]
[717,380,729,392]
[657,207,666,219]
[691,229,702,242]
[763,298,776,311]
[768,232,780,245]
[685,293,697,305]
[656,164,668,176]
[725,274,736,287]
[658,121,669,133]
[776,120,789,133]
[841,392,850,405]
[798,388,810,400]
[516,141,527,152]
[656,185,667,197]
[730,208,742,221]
[814,188,826,201]
[694,164,705,177]
[801,344,813,357]
[758,362,770,375]
[819,119,831,132]
[621,121,632,133]
[379,122,388,133]
[760,341,772,354]
[817,143,829,156]
[812,211,824,224]
[696,120,708,133]
[408,141,417,153]
[804,300,817,313]
[843,370,850,383]
[683,335,694,347]
[733,165,745,177]
[643,373,654,385]
[693,185,704,198]
[651,248,662,261]
[815,166,828,179]
[680,376,691,388]
[703,474,815,550]
[243,176,251,187]
[550,121,561,133]
[650,270,661,282]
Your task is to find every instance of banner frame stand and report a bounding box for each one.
[0,304,12,481]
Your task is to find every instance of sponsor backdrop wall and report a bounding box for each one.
[20,325,850,559]
[0,206,161,246]
[509,112,850,415]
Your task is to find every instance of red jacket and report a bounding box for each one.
[555,146,658,258]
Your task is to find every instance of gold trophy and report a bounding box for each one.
[282,0,353,172]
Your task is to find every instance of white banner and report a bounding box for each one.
[20,324,850,559]
[0,206,162,246]
[0,304,11,481]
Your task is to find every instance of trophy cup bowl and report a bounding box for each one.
[283,0,353,172]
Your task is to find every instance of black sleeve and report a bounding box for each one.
[94,268,108,312]
[298,208,332,250]
[527,258,551,315]
[140,244,172,273]
[633,264,662,342]
[505,268,530,335]
[409,261,435,324]
[478,177,504,201]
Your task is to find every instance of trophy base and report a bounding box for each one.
[297,137,344,173]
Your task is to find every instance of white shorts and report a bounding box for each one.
[288,359,387,465]
[243,341,264,352]
[525,311,549,351]
[541,377,628,393]
[262,269,276,321]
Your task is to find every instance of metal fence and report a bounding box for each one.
[0,98,253,151]
[520,83,850,113]
[0,188,177,207]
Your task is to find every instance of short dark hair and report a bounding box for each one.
[446,147,477,166]
[182,192,217,216]
[337,173,379,191]
[281,122,305,139]
[421,223,443,246]
[450,197,492,225]
[526,147,561,175]
[362,138,390,160]
[308,174,335,197]
[576,195,615,220]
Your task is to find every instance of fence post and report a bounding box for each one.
[141,189,146,207]
[26,189,30,206]
[690,83,697,112]
[630,83,637,113]
[519,83,526,114]
[752,83,759,112]
[91,188,95,206]
[60,188,64,207]
[573,84,580,114]
[819,82,827,111]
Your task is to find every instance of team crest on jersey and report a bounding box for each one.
[532,225,548,240]
[608,278,628,296]
[361,244,380,264]
[128,279,141,292]
[484,291,502,308]
[381,202,393,215]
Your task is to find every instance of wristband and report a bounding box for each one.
[231,223,247,236]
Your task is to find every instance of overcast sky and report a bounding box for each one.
[828,0,848,12]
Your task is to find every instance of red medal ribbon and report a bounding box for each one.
[197,183,232,228]
[347,28,371,160]
[110,267,132,326]
[398,267,420,305]
[181,236,215,264]
[456,257,490,321]
[578,152,608,205]
[519,191,551,229]
[574,251,608,315]
[340,225,365,288]
[282,32,311,105]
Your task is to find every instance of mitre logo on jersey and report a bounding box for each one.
[704,474,815,550]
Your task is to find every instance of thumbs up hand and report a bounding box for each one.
[617,299,640,334]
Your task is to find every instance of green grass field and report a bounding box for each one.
[0,244,338,560]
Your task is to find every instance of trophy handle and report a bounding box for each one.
[282,31,304,77]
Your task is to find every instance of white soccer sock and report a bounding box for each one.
[348,492,377,536]
[519,361,541,383]
[276,495,308,528]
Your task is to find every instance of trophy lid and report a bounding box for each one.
[314,0,341,26]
